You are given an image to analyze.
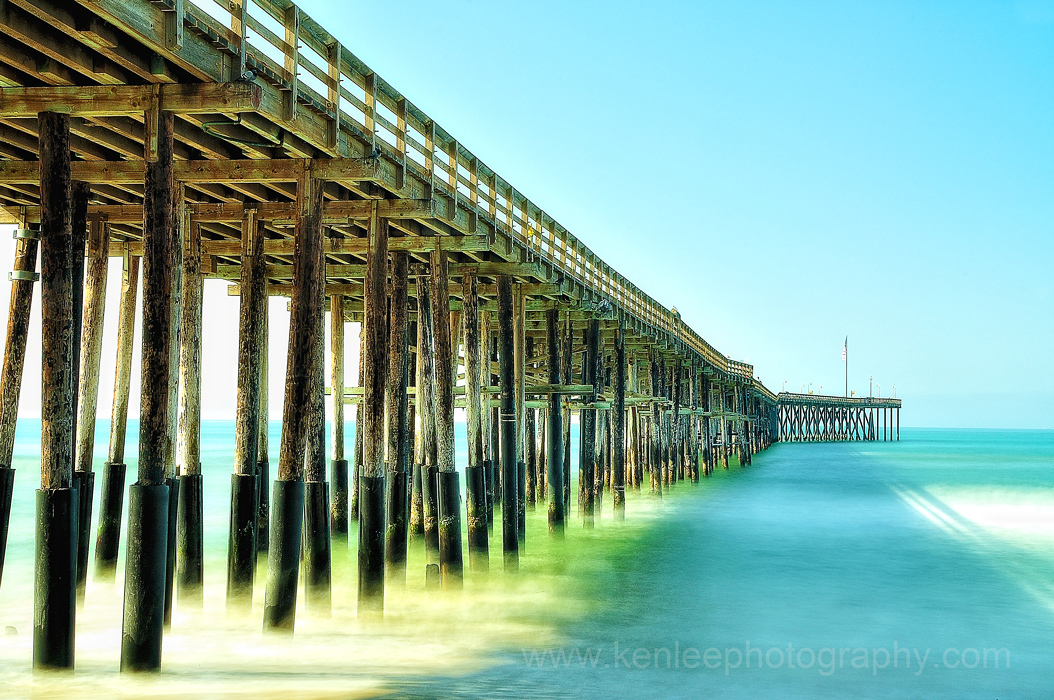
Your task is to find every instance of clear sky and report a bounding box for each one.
[1,0,1051,428]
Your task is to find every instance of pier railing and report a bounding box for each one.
[777,392,902,408]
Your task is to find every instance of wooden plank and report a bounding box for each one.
[0,83,262,118]
[8,199,434,223]
[109,233,488,258]
[457,262,542,278]
[0,157,377,184]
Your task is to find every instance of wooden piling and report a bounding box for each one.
[539,406,548,499]
[34,109,76,671]
[227,211,266,609]
[496,276,518,570]
[160,188,184,628]
[581,319,600,523]
[701,374,712,476]
[721,385,730,469]
[303,284,330,613]
[431,249,463,588]
[524,349,536,510]
[329,294,349,542]
[68,184,90,604]
[648,349,662,497]
[0,231,38,593]
[669,362,681,485]
[256,304,270,552]
[561,315,572,512]
[121,110,174,673]
[414,276,439,562]
[358,204,388,611]
[176,216,203,605]
[351,333,363,522]
[462,273,489,569]
[612,323,626,520]
[595,378,608,515]
[384,253,410,582]
[489,333,502,521]
[409,301,425,538]
[545,308,565,534]
[94,255,138,581]
[513,287,526,548]
[263,176,323,633]
[480,309,495,528]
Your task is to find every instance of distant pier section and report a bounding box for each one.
[776,393,902,442]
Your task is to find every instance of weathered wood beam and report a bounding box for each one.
[10,199,438,224]
[0,157,376,184]
[0,83,262,118]
[458,262,542,278]
[113,233,487,258]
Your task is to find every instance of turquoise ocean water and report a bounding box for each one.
[0,424,1052,698]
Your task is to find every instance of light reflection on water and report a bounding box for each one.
[1,426,1053,699]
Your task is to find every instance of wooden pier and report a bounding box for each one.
[0,0,898,673]
[776,393,902,442]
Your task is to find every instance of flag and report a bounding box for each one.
[842,336,847,362]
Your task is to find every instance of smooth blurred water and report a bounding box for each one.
[1,425,1052,698]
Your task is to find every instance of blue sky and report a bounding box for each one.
[296,0,1054,428]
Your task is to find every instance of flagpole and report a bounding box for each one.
[844,336,848,398]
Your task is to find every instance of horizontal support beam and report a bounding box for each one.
[0,83,262,118]
[110,233,487,258]
[777,392,902,408]
[0,157,381,184]
[458,262,543,278]
[6,199,433,224]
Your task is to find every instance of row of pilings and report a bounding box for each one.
[0,111,774,673]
